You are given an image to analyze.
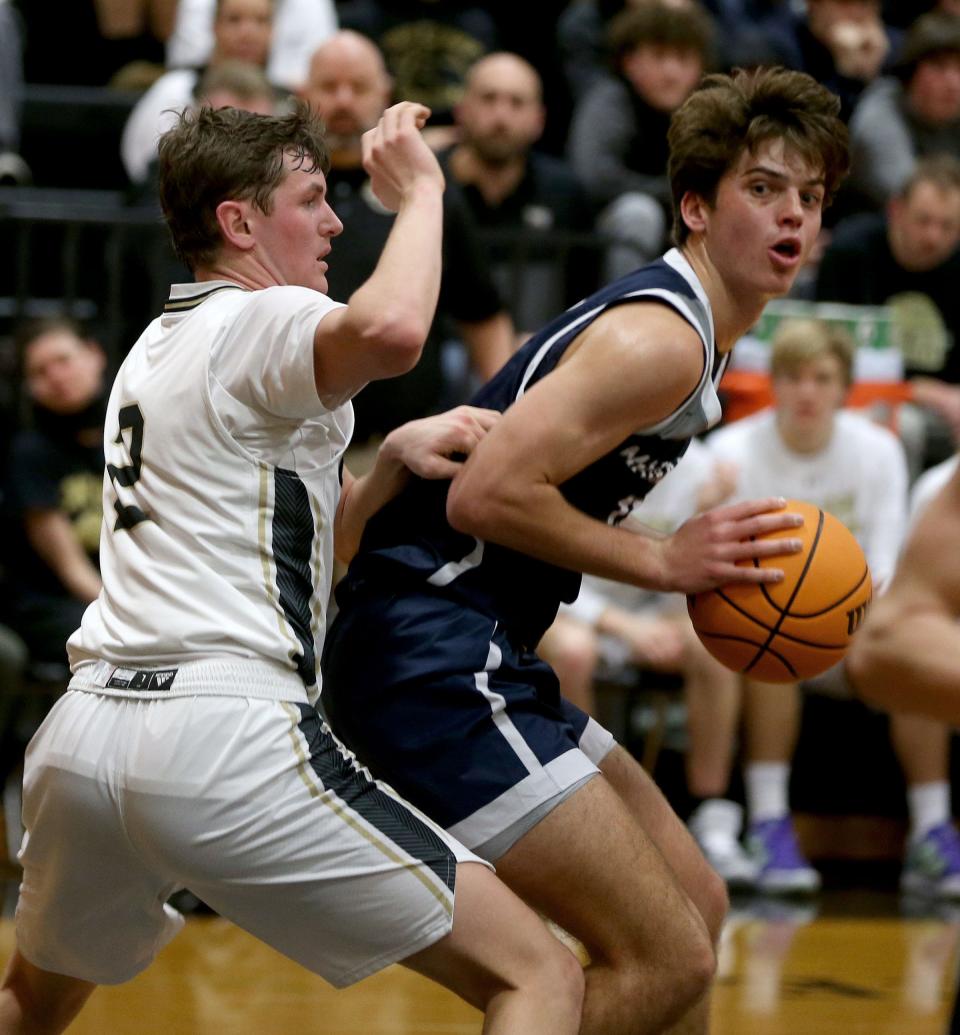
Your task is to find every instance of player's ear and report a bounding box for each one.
[680,190,709,236]
[216,200,255,251]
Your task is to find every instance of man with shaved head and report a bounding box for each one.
[301,31,515,461]
[440,52,593,332]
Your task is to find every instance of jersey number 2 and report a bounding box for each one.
[107,404,149,531]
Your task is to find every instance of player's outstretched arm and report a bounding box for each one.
[335,406,499,563]
[312,102,446,405]
[445,302,803,593]
[847,465,960,723]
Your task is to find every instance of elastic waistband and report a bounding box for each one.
[69,657,312,703]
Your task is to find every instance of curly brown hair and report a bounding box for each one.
[158,101,329,272]
[667,67,849,245]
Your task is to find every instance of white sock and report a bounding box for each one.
[908,781,950,842]
[745,762,790,824]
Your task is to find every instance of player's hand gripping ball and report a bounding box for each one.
[687,500,872,683]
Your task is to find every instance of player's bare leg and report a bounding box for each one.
[494,760,720,1035]
[403,862,584,1034]
[601,745,728,1034]
[0,950,95,1034]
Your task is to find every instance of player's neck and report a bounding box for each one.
[196,257,274,292]
[679,240,769,353]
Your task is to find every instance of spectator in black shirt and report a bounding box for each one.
[439,51,594,334]
[816,155,960,461]
[300,30,514,455]
[566,1,714,281]
[5,318,107,665]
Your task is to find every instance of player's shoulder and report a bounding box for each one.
[232,284,342,323]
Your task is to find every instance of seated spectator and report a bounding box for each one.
[848,11,960,208]
[165,0,337,92]
[557,0,774,106]
[690,318,960,898]
[15,0,172,86]
[439,51,595,334]
[121,0,276,184]
[300,31,514,461]
[815,156,960,463]
[566,0,714,281]
[4,318,107,667]
[337,0,500,144]
[760,0,902,122]
[193,58,278,114]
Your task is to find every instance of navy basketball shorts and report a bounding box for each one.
[322,584,617,861]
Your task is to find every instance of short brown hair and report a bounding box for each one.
[771,318,855,388]
[667,67,849,244]
[900,154,960,202]
[607,1,715,70]
[195,60,276,106]
[157,101,329,272]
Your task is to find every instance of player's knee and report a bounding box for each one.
[492,933,584,1019]
[542,941,586,1019]
[611,925,715,1033]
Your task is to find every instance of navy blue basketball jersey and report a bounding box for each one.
[346,249,727,646]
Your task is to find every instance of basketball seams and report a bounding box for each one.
[744,509,824,673]
[695,632,799,678]
[771,567,870,618]
[688,499,873,682]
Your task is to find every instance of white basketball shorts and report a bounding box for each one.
[16,683,484,987]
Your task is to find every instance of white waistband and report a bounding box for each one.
[69,657,312,704]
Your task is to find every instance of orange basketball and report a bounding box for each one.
[686,500,873,683]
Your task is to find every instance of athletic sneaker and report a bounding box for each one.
[746,816,821,895]
[901,822,960,899]
[688,799,759,890]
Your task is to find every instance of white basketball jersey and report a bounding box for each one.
[68,281,350,698]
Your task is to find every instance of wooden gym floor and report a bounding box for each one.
[0,876,957,1034]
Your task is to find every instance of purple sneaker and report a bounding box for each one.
[746,817,821,895]
[902,822,960,899]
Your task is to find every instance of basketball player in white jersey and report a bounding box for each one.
[0,102,586,1033]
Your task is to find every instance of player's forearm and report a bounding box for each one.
[343,180,444,367]
[335,466,407,566]
[447,479,670,591]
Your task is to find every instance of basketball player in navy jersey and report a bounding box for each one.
[322,67,850,1035]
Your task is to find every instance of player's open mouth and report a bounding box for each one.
[769,239,801,266]
[771,239,800,259]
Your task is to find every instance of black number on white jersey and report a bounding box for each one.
[107,403,149,530]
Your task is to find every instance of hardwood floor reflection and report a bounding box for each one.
[0,892,957,1033]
